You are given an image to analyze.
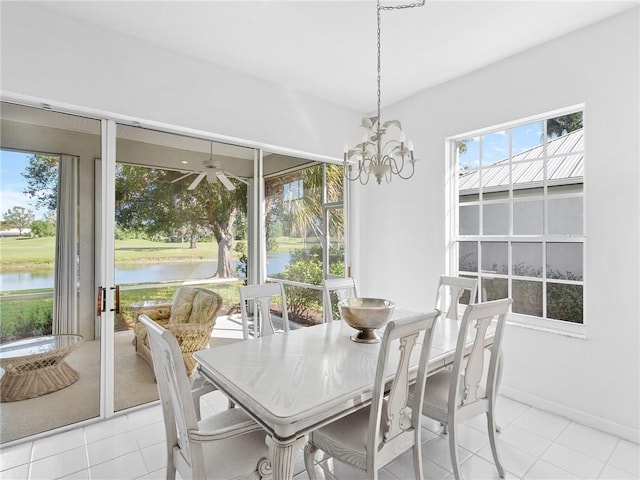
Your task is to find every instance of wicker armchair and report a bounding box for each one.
[133,287,223,377]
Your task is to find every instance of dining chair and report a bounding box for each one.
[304,309,440,480]
[435,275,478,321]
[239,282,289,339]
[139,315,273,480]
[322,276,358,322]
[418,298,511,480]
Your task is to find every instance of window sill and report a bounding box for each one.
[506,314,587,339]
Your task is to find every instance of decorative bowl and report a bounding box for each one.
[338,297,396,344]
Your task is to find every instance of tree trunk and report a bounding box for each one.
[216,235,234,278]
[212,221,235,278]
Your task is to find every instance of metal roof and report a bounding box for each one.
[459,128,584,192]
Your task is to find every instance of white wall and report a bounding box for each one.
[356,9,639,440]
[0,2,358,158]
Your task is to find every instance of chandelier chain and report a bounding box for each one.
[380,1,426,11]
[376,0,426,134]
[344,0,425,184]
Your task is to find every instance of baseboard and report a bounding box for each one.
[500,386,639,444]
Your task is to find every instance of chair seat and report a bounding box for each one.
[195,409,271,480]
[310,405,382,470]
[419,370,487,422]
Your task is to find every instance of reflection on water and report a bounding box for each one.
[0,252,292,292]
[0,270,53,291]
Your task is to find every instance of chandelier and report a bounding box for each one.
[344,0,425,185]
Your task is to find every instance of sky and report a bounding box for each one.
[0,150,51,220]
[458,120,545,170]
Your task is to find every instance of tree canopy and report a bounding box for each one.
[2,206,35,234]
[116,165,247,278]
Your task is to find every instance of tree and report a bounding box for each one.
[31,218,56,237]
[547,112,583,139]
[116,165,247,278]
[22,154,59,211]
[2,206,35,235]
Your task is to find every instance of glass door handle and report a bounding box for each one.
[97,286,106,316]
[111,285,121,314]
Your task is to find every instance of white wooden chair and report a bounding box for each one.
[239,283,289,339]
[322,277,358,322]
[418,298,511,480]
[139,315,273,480]
[303,310,440,480]
[435,275,478,320]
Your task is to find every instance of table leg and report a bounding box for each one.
[266,435,305,480]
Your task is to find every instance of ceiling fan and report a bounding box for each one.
[171,142,236,191]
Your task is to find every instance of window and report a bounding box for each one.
[452,109,585,332]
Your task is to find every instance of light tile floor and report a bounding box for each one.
[1,393,638,480]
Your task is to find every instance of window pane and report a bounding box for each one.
[483,203,509,235]
[481,241,508,274]
[327,208,345,276]
[459,205,479,235]
[511,121,544,158]
[547,154,583,184]
[326,163,343,203]
[458,137,479,170]
[547,197,582,235]
[459,241,478,272]
[547,283,583,323]
[546,112,583,142]
[513,279,543,316]
[547,243,583,280]
[481,166,509,190]
[265,166,322,278]
[548,184,583,195]
[482,131,508,166]
[481,277,508,301]
[459,193,479,203]
[512,242,542,277]
[513,187,543,198]
[513,200,543,235]
[483,191,509,201]
[512,159,544,186]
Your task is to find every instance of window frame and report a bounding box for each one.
[446,105,587,338]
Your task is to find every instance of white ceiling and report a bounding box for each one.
[36,0,638,113]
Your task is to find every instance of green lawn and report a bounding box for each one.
[0,235,321,269]
[0,237,220,269]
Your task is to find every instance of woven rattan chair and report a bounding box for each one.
[133,287,223,377]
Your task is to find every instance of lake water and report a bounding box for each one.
[0,252,291,292]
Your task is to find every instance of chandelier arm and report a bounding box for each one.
[396,161,417,180]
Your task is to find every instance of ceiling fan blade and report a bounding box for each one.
[171,172,195,183]
[187,172,206,190]
[217,171,236,190]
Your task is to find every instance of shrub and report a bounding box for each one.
[0,297,53,343]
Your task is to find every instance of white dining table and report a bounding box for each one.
[194,308,492,480]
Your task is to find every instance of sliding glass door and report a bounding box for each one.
[0,100,347,443]
[108,123,255,411]
[0,102,101,443]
